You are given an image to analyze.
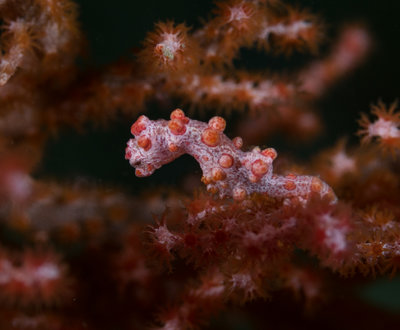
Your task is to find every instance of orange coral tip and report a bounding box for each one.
[201,128,220,147]
[168,118,187,135]
[170,109,189,123]
[219,154,234,168]
[251,159,269,177]
[261,148,277,160]
[233,137,243,149]
[131,115,148,136]
[208,116,226,132]
[137,136,152,150]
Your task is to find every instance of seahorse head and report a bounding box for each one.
[125,114,184,177]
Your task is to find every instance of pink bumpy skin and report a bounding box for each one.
[125,109,336,203]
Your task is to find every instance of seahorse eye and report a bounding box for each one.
[131,160,141,167]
